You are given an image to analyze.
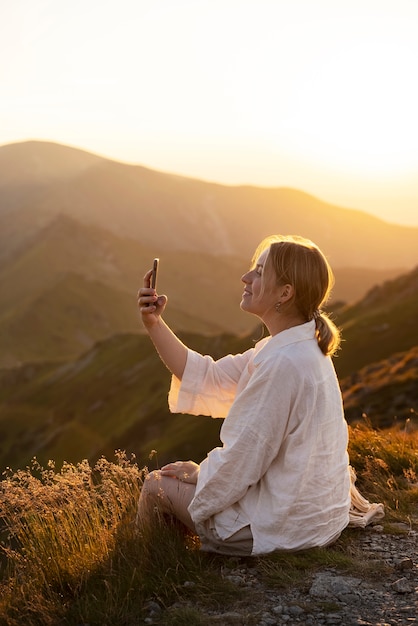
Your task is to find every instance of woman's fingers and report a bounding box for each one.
[138,270,158,310]
[138,269,168,314]
[160,461,199,483]
[137,288,157,310]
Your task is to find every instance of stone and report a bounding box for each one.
[395,557,414,571]
[391,577,413,593]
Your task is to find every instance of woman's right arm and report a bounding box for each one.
[138,269,188,381]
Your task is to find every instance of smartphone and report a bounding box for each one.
[146,258,159,307]
[151,257,159,291]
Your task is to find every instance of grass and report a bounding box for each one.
[0,425,417,626]
[347,419,418,520]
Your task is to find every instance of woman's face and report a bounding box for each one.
[240,248,279,318]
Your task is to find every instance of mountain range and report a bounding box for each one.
[0,264,416,472]
[1,140,418,266]
[1,140,417,367]
[0,140,417,471]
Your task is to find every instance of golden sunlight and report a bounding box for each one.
[1,1,418,224]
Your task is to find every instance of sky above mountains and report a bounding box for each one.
[1,0,418,226]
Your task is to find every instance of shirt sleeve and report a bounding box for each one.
[169,346,255,417]
[188,352,298,525]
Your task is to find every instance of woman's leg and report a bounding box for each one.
[137,470,197,532]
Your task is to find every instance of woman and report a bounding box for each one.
[136,235,352,556]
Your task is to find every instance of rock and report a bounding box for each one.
[144,599,162,615]
[325,615,343,624]
[370,524,384,532]
[309,571,362,602]
[225,574,245,585]
[395,557,414,571]
[391,577,414,593]
[208,611,246,623]
[154,528,418,625]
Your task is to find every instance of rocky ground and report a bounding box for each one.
[144,523,418,626]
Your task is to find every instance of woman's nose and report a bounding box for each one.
[241,271,251,283]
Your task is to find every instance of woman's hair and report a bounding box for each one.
[252,235,341,356]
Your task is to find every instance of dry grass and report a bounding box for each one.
[0,423,416,625]
[348,418,418,522]
[0,451,144,625]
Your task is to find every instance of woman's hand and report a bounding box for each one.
[137,268,167,328]
[137,267,188,379]
[160,461,200,484]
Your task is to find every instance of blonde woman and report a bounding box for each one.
[136,235,352,555]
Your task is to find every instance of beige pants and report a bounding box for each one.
[137,470,197,531]
[200,520,253,556]
[137,470,253,555]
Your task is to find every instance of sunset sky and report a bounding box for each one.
[1,0,417,226]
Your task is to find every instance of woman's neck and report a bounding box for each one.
[264,311,306,336]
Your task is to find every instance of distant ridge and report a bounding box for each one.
[0,140,104,184]
[1,139,417,367]
[335,266,418,378]
[1,140,417,267]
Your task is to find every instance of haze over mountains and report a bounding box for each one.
[1,140,417,266]
[1,140,417,367]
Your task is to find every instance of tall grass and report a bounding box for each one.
[348,418,418,521]
[0,425,417,625]
[0,452,145,624]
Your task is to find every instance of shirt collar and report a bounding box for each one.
[253,319,316,364]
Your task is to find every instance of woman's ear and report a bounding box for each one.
[280,284,294,303]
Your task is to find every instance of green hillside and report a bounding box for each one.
[0,210,407,368]
[0,265,417,472]
[340,345,418,428]
[1,294,417,474]
[334,266,418,378]
[0,331,255,471]
[0,273,140,364]
[0,214,256,366]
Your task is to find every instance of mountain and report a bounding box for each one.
[334,266,418,378]
[0,331,248,472]
[0,266,416,472]
[0,213,254,366]
[340,345,418,428]
[1,140,416,367]
[1,140,417,268]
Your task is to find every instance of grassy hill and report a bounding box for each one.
[334,266,418,378]
[341,345,418,428]
[1,260,417,472]
[0,331,256,471]
[0,209,404,367]
[0,264,417,472]
[0,424,416,625]
[0,214,255,366]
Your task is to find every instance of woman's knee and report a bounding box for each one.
[136,470,162,526]
[141,470,162,498]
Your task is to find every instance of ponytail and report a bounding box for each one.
[314,312,341,357]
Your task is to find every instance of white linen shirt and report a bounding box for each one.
[169,320,351,555]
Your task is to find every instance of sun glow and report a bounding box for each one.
[1,0,418,225]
